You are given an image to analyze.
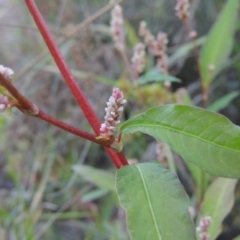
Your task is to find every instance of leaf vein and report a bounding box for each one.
[123,123,240,154]
[135,165,162,240]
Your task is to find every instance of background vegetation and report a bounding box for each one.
[0,0,239,239]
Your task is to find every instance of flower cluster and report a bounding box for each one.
[139,21,155,47]
[0,65,14,112]
[154,32,169,75]
[110,4,125,51]
[175,0,190,23]
[139,22,169,73]
[139,21,170,86]
[100,88,127,138]
[131,43,146,79]
[197,216,212,240]
[0,65,14,81]
[0,95,10,112]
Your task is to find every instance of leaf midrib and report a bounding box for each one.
[136,165,162,240]
[123,123,240,154]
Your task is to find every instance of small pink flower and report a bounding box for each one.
[100,88,127,138]
[139,21,155,46]
[0,95,10,112]
[175,0,189,22]
[0,65,14,112]
[154,32,169,75]
[199,232,210,240]
[0,65,14,80]
[131,43,146,79]
[197,216,212,240]
[189,30,198,39]
[152,32,170,86]
[138,23,170,86]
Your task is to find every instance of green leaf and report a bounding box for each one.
[207,91,239,112]
[169,37,206,67]
[138,69,181,85]
[200,177,238,240]
[120,104,240,178]
[81,189,109,203]
[184,162,208,200]
[0,114,9,130]
[199,0,239,89]
[116,163,196,240]
[72,164,115,192]
[233,236,240,240]
[124,21,139,47]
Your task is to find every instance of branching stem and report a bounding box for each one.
[3,1,129,168]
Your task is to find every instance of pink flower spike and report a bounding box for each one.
[131,43,146,79]
[110,4,125,51]
[0,65,14,80]
[139,21,155,47]
[100,88,127,138]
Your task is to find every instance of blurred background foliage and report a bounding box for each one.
[0,0,239,239]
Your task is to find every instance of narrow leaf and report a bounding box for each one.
[116,163,196,240]
[124,21,139,47]
[200,178,238,240]
[169,37,206,67]
[120,105,240,178]
[72,164,115,192]
[199,0,239,89]
[233,236,240,240]
[138,69,181,85]
[185,162,208,199]
[207,91,239,112]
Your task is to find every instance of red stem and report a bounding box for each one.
[0,74,38,114]
[37,111,99,144]
[24,0,128,168]
[0,73,111,147]
[0,73,126,168]
[37,111,128,155]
